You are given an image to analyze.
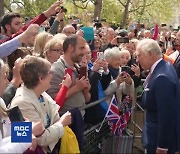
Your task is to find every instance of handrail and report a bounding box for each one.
[80,94,113,110]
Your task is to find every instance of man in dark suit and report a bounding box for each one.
[136,39,180,154]
[173,31,180,80]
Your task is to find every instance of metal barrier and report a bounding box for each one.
[81,96,112,153]
[80,87,145,153]
[82,121,110,153]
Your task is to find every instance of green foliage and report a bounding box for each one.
[4,0,56,17]
[64,1,94,25]
[101,0,123,25]
[129,0,179,26]
[3,0,178,27]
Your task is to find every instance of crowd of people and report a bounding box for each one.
[0,0,180,153]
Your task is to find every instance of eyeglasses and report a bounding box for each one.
[51,48,64,53]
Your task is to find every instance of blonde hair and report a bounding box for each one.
[119,49,131,60]
[33,32,52,56]
[43,38,63,58]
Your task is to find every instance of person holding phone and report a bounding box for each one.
[10,56,72,153]
[83,44,112,125]
[104,47,135,106]
[123,40,142,88]
[47,35,91,117]
[0,59,44,153]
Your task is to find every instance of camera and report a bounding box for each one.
[140,24,145,29]
[94,22,102,28]
[93,19,102,28]
[60,6,67,13]
[117,37,129,43]
[121,66,134,77]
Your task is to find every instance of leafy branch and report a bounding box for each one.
[129,0,156,13]
[72,0,91,9]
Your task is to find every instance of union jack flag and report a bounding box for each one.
[106,95,131,136]
[106,95,122,135]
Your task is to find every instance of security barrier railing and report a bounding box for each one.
[80,87,145,153]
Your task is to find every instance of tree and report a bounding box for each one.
[0,0,5,18]
[101,0,123,25]
[70,0,103,20]
[4,0,55,17]
[93,0,102,20]
[2,0,178,28]
[117,0,157,28]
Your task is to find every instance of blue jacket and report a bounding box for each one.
[141,60,180,153]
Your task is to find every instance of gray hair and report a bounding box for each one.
[104,47,121,60]
[119,49,131,59]
[137,39,161,56]
[62,25,75,33]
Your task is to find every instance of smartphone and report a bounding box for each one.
[121,66,134,77]
[6,105,24,122]
[117,37,129,43]
[79,66,87,79]
[92,51,98,61]
[39,26,45,33]
[131,58,138,65]
[97,52,104,60]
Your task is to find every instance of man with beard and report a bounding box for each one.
[47,34,91,116]
[0,1,63,45]
[0,13,23,39]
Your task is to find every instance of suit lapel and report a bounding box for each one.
[141,60,165,108]
[174,53,180,66]
[146,60,165,88]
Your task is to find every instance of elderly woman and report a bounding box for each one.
[10,56,71,153]
[0,59,42,153]
[43,34,66,64]
[104,47,135,107]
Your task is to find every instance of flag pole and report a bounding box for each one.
[95,112,107,133]
[96,95,115,133]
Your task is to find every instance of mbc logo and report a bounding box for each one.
[14,126,29,131]
[11,122,32,143]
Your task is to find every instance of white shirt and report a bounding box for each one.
[150,58,163,74]
[169,50,179,61]
[143,58,163,88]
